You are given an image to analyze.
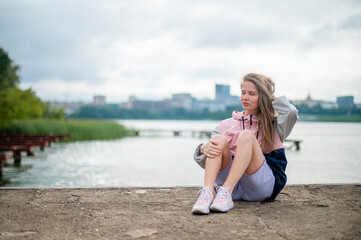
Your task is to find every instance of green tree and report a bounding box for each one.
[0,47,47,125]
[0,47,20,90]
[43,102,66,119]
[0,87,44,123]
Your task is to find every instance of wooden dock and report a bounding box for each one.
[136,129,302,150]
[0,133,69,178]
[135,129,212,138]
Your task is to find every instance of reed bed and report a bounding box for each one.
[0,119,133,141]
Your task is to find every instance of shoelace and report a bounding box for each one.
[215,187,229,201]
[197,187,211,202]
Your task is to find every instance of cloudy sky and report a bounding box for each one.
[0,0,360,103]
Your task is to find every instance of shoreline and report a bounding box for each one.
[1,182,360,189]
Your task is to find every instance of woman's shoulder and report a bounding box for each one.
[219,117,235,124]
[218,116,238,128]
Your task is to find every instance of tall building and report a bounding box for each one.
[93,95,106,105]
[337,96,354,109]
[215,84,230,101]
[215,84,240,107]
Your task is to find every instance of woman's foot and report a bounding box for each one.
[210,186,234,212]
[192,186,214,215]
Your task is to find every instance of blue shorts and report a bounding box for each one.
[215,157,275,201]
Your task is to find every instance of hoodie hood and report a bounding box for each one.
[232,111,259,126]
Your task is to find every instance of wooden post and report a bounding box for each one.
[0,154,10,179]
[294,141,300,151]
[13,150,21,166]
[0,162,2,178]
[0,160,3,179]
[27,147,34,156]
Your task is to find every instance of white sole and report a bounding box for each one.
[210,202,234,213]
[192,207,210,215]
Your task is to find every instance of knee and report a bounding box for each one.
[212,134,228,148]
[237,130,256,143]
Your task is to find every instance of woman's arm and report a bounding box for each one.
[272,96,299,142]
[193,127,221,169]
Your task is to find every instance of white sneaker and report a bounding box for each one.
[210,186,234,213]
[192,186,214,215]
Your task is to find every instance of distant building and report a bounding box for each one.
[337,96,354,109]
[193,98,226,112]
[120,96,170,112]
[50,101,85,114]
[93,95,106,105]
[293,93,337,109]
[224,95,240,107]
[320,101,337,109]
[215,84,240,107]
[171,93,194,111]
[215,84,230,101]
[119,95,136,109]
[132,100,170,112]
[302,93,318,108]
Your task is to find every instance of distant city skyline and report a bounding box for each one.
[1,1,360,103]
[52,83,357,106]
[53,88,357,115]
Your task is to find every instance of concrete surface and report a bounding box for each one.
[0,185,360,239]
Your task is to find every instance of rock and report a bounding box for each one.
[126,229,158,238]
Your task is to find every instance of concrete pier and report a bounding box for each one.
[0,185,360,239]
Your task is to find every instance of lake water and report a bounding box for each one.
[1,120,361,187]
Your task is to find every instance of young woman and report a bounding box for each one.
[192,73,298,214]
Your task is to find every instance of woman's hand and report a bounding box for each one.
[201,139,223,158]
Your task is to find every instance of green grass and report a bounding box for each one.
[0,119,135,141]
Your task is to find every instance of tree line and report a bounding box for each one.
[69,104,240,120]
[69,102,361,120]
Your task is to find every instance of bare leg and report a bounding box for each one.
[203,134,231,190]
[223,130,264,193]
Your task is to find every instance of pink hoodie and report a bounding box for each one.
[217,111,284,155]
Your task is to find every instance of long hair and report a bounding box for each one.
[241,73,276,151]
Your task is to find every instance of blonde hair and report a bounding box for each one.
[241,73,276,151]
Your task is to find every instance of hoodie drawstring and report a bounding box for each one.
[241,114,259,140]
[256,122,259,140]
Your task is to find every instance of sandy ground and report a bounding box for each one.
[0,185,360,239]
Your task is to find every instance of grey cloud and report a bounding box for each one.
[1,0,361,94]
[300,25,335,50]
[191,67,237,79]
[299,13,361,51]
[192,22,278,48]
[340,13,361,31]
[0,1,135,83]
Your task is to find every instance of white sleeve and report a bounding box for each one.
[272,96,299,142]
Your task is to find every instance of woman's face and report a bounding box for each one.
[241,80,259,115]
